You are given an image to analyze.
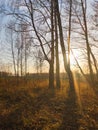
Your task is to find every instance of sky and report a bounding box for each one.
[0,0,96,74]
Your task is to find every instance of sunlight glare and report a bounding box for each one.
[70,51,78,66]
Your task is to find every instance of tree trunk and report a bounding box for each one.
[56,0,75,91]
[17,48,20,85]
[20,47,23,76]
[11,30,16,76]
[67,66,75,91]
[20,32,23,77]
[49,61,54,89]
[54,0,60,89]
[48,0,54,89]
[25,40,27,76]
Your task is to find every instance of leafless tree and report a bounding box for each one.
[7,21,17,76]
[55,0,76,92]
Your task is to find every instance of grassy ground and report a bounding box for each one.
[0,78,98,130]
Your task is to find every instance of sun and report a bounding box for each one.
[59,50,81,72]
[70,52,76,66]
[70,50,80,67]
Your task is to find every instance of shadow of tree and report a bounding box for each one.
[59,88,81,130]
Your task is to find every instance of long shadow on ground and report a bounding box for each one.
[59,88,81,130]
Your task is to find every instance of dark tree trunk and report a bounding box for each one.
[49,61,54,89]
[17,48,20,85]
[66,66,75,91]
[54,0,60,89]
[48,0,54,88]
[56,0,75,91]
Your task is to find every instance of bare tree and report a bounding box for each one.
[23,0,55,88]
[7,21,17,76]
[55,0,76,92]
[81,0,93,83]
[69,0,97,84]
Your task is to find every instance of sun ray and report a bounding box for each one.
[73,72,83,115]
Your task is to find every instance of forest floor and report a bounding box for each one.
[0,78,98,130]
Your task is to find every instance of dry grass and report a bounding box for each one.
[0,77,98,130]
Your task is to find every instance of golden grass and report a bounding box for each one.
[0,77,98,130]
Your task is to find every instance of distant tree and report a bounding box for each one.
[7,21,17,76]
[38,49,44,74]
[34,49,44,74]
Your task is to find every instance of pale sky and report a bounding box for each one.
[0,0,96,74]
